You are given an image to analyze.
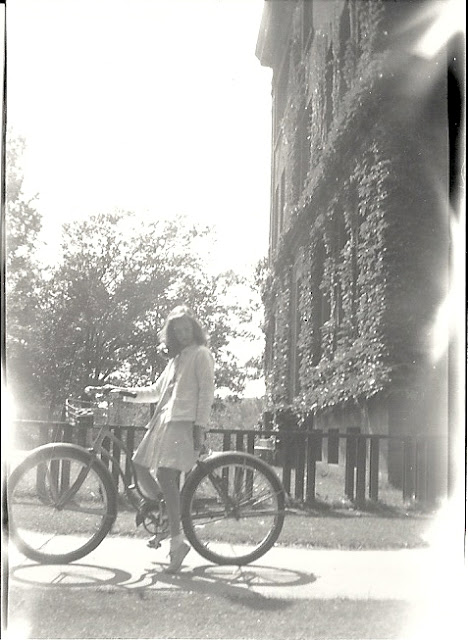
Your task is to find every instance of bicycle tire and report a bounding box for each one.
[181,452,285,565]
[8,443,118,564]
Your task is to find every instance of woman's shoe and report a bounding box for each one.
[147,535,162,549]
[163,542,190,574]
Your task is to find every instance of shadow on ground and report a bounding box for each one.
[10,560,317,612]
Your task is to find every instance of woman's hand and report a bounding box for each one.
[107,387,123,396]
[84,385,111,396]
[84,384,120,396]
[84,384,136,398]
[109,387,137,399]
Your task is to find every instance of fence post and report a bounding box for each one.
[345,427,360,500]
[416,438,428,503]
[233,433,246,495]
[222,433,231,484]
[403,437,416,502]
[77,413,93,447]
[369,436,380,501]
[327,428,339,464]
[295,432,306,501]
[306,433,316,504]
[306,430,322,504]
[124,427,135,485]
[76,423,87,448]
[111,427,122,491]
[101,435,111,471]
[355,435,367,507]
[222,433,231,452]
[36,423,50,495]
[426,437,444,504]
[246,432,255,496]
[247,433,255,455]
[262,411,274,431]
[60,423,74,491]
[276,409,296,497]
[39,422,50,446]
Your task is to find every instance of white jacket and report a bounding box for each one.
[124,344,215,428]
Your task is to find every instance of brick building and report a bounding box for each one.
[256,0,450,485]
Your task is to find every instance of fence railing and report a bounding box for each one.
[209,427,447,506]
[11,420,447,507]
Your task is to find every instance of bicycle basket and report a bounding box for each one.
[65,398,108,426]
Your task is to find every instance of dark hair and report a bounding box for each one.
[159,305,207,357]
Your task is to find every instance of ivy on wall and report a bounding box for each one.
[262,0,444,417]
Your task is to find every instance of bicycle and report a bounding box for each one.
[8,389,286,567]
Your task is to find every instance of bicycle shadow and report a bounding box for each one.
[10,559,317,612]
[137,561,317,610]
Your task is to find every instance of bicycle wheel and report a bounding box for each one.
[181,452,285,565]
[8,443,117,564]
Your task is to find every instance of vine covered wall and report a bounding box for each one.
[261,0,449,436]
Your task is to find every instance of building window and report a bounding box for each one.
[266,312,276,372]
[312,240,329,366]
[278,170,285,238]
[271,169,286,252]
[332,211,346,352]
[290,256,304,397]
[347,187,360,336]
[302,0,314,52]
[295,99,312,202]
[339,1,351,96]
[272,183,279,250]
[325,45,333,134]
[273,55,290,142]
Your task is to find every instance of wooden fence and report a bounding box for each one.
[11,419,447,507]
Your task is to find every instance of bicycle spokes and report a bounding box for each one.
[185,460,283,562]
[9,451,114,562]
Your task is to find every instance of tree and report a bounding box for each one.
[5,133,43,410]
[32,212,252,415]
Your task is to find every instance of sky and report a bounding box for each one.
[6,0,273,276]
[6,0,273,395]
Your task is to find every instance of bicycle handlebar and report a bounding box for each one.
[84,386,137,399]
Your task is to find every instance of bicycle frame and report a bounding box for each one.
[65,397,147,504]
[65,397,288,520]
[9,415,288,565]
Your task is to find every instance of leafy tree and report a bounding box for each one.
[33,212,252,415]
[5,133,43,409]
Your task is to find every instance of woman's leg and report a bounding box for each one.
[157,466,190,571]
[156,467,182,539]
[134,463,161,501]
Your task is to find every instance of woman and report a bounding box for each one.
[101,305,215,573]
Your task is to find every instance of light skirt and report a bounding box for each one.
[132,408,197,474]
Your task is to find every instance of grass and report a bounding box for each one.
[108,458,438,550]
[10,447,439,551]
[10,490,435,553]
[272,459,416,508]
[109,499,435,550]
[8,450,435,639]
[278,506,434,549]
[7,585,419,639]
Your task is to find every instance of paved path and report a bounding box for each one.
[6,536,467,640]
[7,534,463,602]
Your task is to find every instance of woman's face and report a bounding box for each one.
[172,316,195,349]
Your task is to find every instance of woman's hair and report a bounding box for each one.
[159,305,207,357]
